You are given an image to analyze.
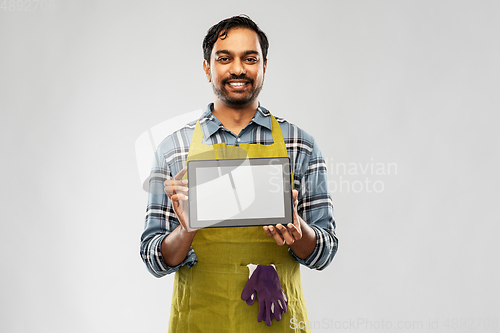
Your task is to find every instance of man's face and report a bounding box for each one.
[204,28,267,108]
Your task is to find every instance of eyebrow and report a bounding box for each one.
[215,50,260,56]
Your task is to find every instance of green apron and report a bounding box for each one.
[168,114,310,332]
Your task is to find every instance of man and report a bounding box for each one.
[141,15,338,332]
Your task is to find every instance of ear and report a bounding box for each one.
[263,60,267,74]
[203,60,211,82]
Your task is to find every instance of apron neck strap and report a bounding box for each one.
[268,113,285,147]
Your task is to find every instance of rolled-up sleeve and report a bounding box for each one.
[288,136,338,270]
[140,136,197,278]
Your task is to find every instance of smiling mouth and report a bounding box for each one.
[226,81,251,90]
[228,82,247,86]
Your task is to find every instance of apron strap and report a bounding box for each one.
[268,114,288,157]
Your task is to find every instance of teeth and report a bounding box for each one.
[228,82,246,86]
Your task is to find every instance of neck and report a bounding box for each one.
[212,100,259,135]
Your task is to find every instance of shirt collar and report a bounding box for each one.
[199,103,272,140]
[253,104,273,131]
[199,104,221,139]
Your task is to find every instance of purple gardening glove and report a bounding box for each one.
[241,264,288,326]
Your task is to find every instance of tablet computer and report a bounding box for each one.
[187,157,293,229]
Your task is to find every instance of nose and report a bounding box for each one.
[229,58,245,75]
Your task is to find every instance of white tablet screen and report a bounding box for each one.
[195,164,284,221]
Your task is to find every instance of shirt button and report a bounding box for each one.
[237,138,241,142]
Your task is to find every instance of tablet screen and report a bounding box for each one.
[187,158,293,228]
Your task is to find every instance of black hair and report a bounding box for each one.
[202,15,269,63]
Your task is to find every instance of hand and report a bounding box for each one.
[164,166,195,233]
[263,190,302,246]
[241,264,288,326]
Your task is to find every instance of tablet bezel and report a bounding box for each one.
[187,157,293,229]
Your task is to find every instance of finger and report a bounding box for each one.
[164,178,187,186]
[281,291,288,313]
[171,193,179,204]
[165,189,188,199]
[265,300,272,326]
[170,194,182,211]
[241,284,255,302]
[171,194,189,216]
[274,302,282,322]
[165,188,189,197]
[164,181,188,196]
[263,226,273,237]
[276,224,295,245]
[171,194,183,217]
[164,179,188,189]
[258,299,265,323]
[292,191,299,218]
[267,226,285,246]
[171,194,193,231]
[176,192,189,201]
[174,166,188,180]
[293,200,299,216]
[287,223,302,240]
[245,292,256,305]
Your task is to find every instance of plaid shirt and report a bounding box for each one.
[141,104,338,277]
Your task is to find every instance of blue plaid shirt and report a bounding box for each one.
[141,104,338,277]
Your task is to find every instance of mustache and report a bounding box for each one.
[222,74,254,85]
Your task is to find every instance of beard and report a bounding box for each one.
[211,74,264,108]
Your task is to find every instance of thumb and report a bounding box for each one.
[241,283,255,303]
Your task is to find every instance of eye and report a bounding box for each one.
[217,57,230,63]
[245,58,258,63]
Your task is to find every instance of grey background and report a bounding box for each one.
[1,1,498,332]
